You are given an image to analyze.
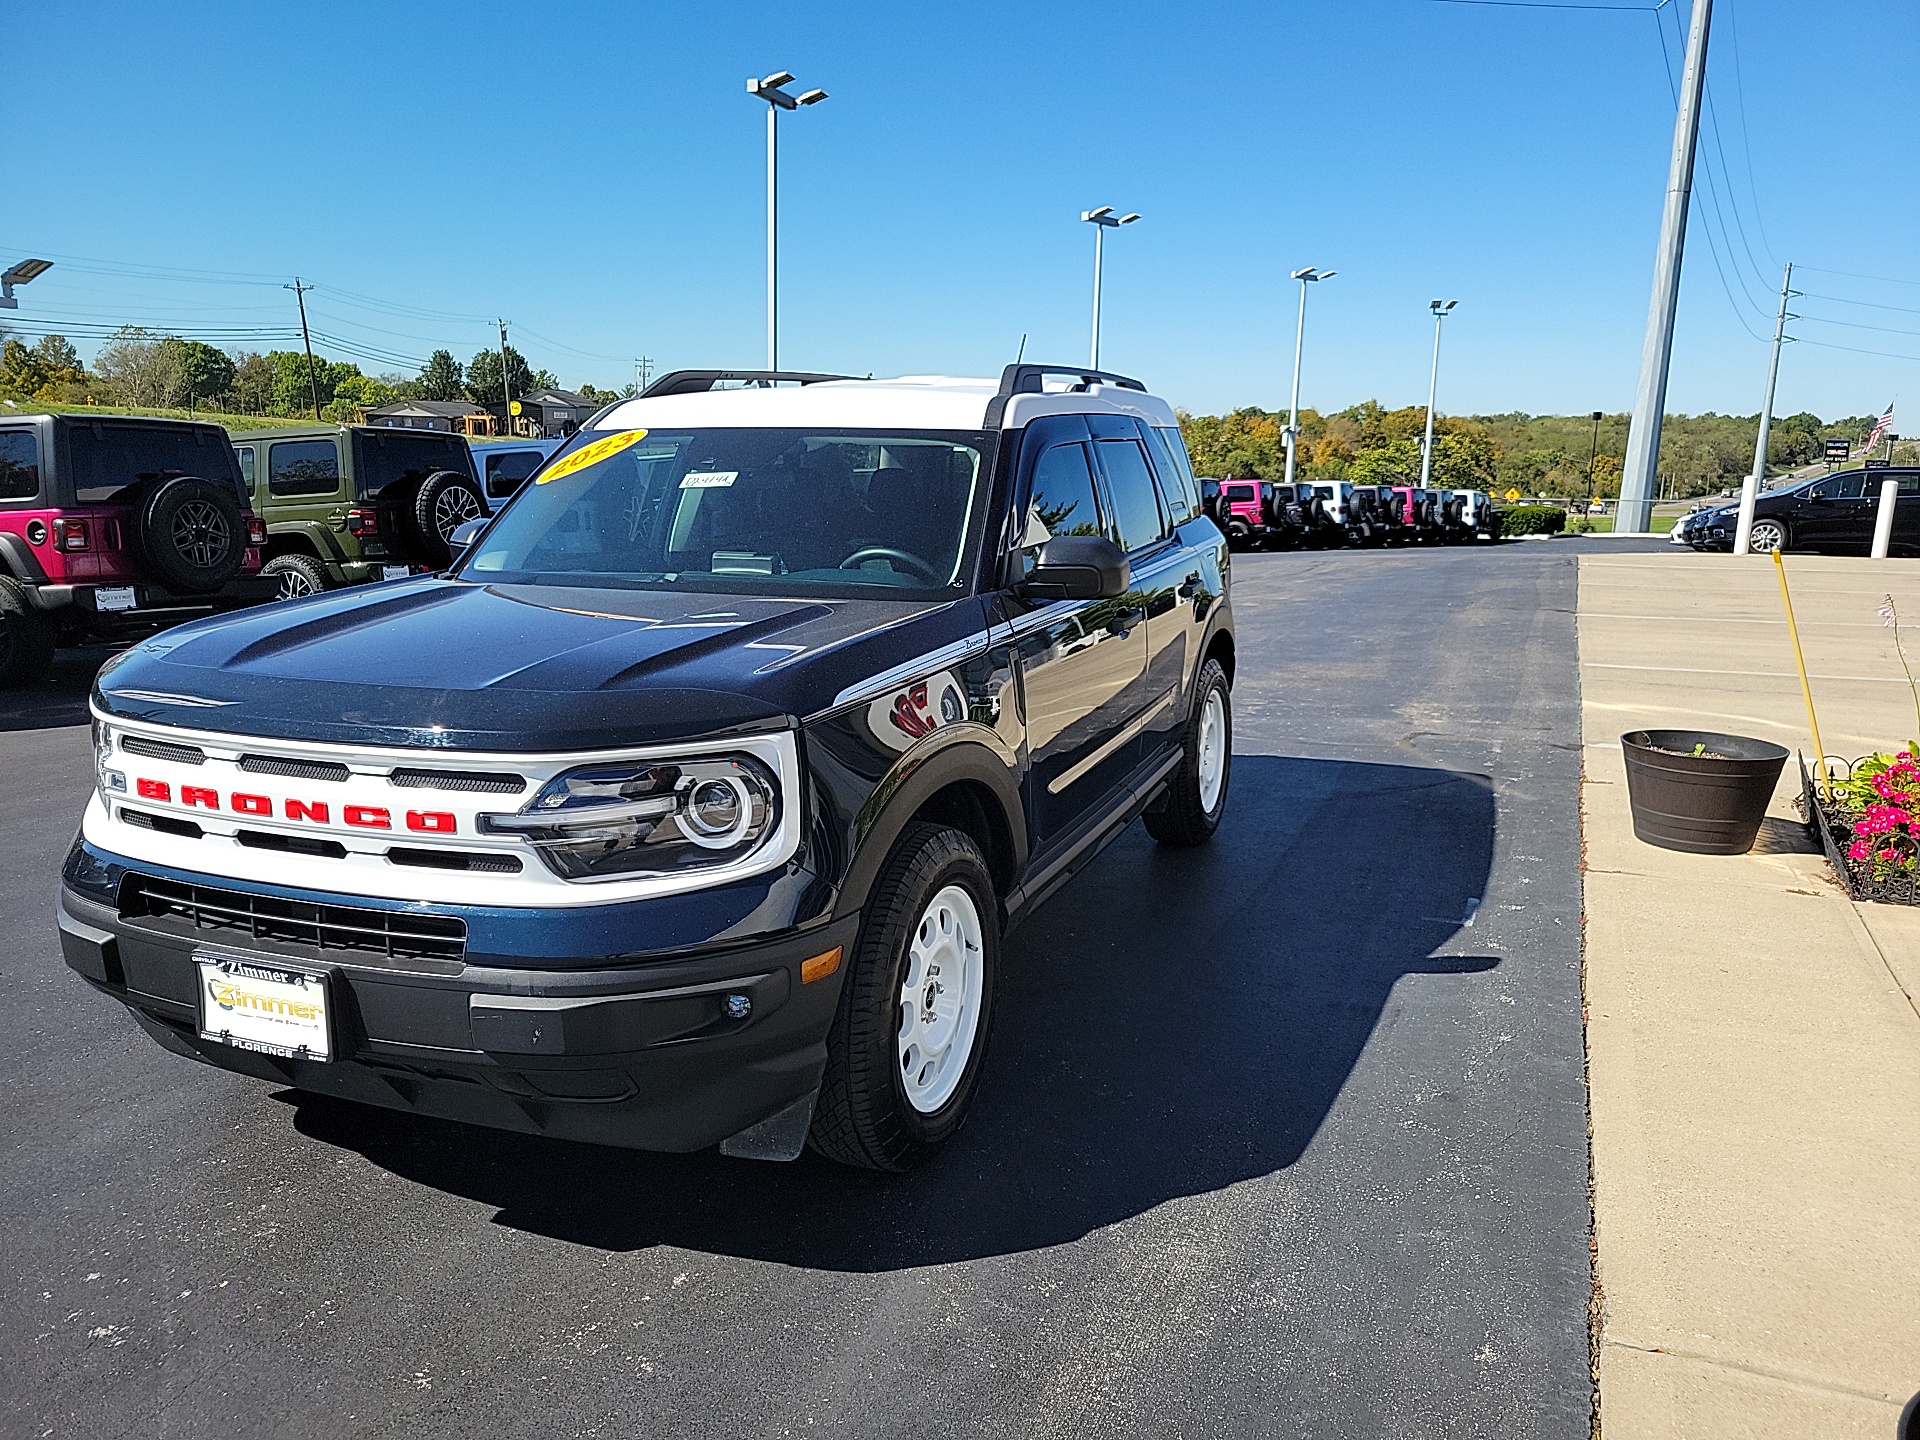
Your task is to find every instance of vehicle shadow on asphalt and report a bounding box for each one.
[289,753,1499,1268]
[0,646,119,733]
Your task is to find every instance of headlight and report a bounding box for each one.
[480,754,781,881]
[93,719,126,806]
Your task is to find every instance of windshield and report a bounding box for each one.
[463,426,990,595]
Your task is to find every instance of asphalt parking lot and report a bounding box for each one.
[1,539,1653,1439]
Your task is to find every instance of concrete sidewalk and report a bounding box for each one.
[1580,552,1920,1437]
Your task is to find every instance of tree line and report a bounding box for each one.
[0,327,635,423]
[1179,402,1889,499]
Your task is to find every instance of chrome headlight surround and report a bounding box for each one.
[93,718,127,808]
[478,732,797,884]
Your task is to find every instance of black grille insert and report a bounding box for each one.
[121,736,205,766]
[240,755,351,783]
[390,767,526,794]
[120,807,203,839]
[387,847,523,873]
[237,829,349,860]
[121,874,466,966]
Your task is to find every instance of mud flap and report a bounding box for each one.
[718,1089,818,1162]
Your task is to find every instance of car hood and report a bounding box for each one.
[95,577,982,751]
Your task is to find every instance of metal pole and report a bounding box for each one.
[766,103,778,370]
[497,320,513,435]
[286,278,321,421]
[1618,0,1713,534]
[1873,476,1898,560]
[1419,310,1445,490]
[1283,276,1308,489]
[1735,262,1794,555]
[1587,411,1603,512]
[1772,548,1830,801]
[1089,224,1104,370]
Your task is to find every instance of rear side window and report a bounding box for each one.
[234,445,256,497]
[1897,472,1920,497]
[1097,439,1168,553]
[269,440,341,498]
[0,431,39,501]
[67,423,239,504]
[483,449,545,499]
[1149,425,1202,524]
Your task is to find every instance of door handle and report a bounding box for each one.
[1177,572,1202,599]
[1107,607,1145,636]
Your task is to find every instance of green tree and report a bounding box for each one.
[230,352,276,414]
[417,349,464,401]
[1348,438,1424,486]
[466,345,533,408]
[32,335,83,382]
[269,349,334,416]
[0,339,49,397]
[159,338,236,406]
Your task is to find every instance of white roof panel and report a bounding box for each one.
[593,376,1178,434]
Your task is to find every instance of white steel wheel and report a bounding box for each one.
[1197,688,1227,814]
[897,883,985,1114]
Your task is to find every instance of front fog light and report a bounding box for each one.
[482,753,780,881]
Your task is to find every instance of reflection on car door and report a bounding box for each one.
[1890,471,1920,554]
[1003,414,1151,852]
[1795,472,1867,550]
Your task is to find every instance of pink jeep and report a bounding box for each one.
[0,413,271,685]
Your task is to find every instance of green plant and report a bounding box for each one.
[1500,504,1567,538]
[1567,514,1595,535]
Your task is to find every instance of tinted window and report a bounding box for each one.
[484,449,546,499]
[68,423,238,505]
[1026,441,1103,543]
[1151,425,1202,523]
[468,427,988,596]
[234,445,256,496]
[1098,440,1166,553]
[269,440,341,498]
[1816,474,1865,500]
[355,432,471,498]
[1898,472,1920,497]
[0,431,39,501]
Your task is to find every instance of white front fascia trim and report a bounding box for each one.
[86,711,803,909]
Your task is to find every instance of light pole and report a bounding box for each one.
[1585,410,1604,513]
[0,258,52,310]
[1283,266,1335,489]
[1081,207,1140,370]
[1418,299,1458,490]
[747,70,828,371]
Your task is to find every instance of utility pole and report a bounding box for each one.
[1283,267,1335,489]
[1419,299,1458,490]
[635,357,653,392]
[1586,410,1604,512]
[1733,262,1794,555]
[497,320,514,435]
[1618,0,1713,534]
[285,278,321,421]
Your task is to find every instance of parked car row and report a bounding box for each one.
[0,411,574,685]
[1200,476,1500,550]
[1672,467,1920,554]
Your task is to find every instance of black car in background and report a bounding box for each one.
[1675,468,1920,554]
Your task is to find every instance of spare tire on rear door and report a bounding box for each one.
[132,476,245,593]
[406,470,487,566]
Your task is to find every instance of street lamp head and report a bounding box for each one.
[3,258,52,285]
[1118,213,1140,225]
[760,70,795,88]
[1291,266,1318,281]
[1430,298,1458,314]
[797,88,828,105]
[748,72,809,109]
[1082,206,1113,222]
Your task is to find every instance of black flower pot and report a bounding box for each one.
[1621,729,1790,855]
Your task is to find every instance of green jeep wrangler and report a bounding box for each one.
[233,426,487,599]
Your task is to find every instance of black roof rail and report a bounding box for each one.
[639,369,856,398]
[995,363,1146,396]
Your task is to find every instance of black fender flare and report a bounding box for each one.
[0,532,49,584]
[831,727,1029,925]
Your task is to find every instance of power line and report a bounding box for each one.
[1431,0,1671,10]
[1721,0,1779,266]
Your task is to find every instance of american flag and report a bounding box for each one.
[1864,401,1896,452]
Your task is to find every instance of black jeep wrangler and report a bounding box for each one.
[59,365,1234,1172]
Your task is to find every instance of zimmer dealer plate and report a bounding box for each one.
[196,954,333,1061]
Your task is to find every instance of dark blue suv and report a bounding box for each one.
[58,366,1235,1171]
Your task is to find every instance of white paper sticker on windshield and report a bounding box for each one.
[680,471,738,490]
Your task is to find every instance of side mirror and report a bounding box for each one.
[1807,491,1827,504]
[449,517,487,549]
[1018,535,1130,601]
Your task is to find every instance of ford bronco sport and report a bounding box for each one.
[59,364,1233,1172]
[233,425,486,599]
[0,414,271,686]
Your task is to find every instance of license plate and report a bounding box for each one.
[195,954,332,1061]
[96,586,138,612]
[381,566,411,581]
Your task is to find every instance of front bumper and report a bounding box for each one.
[57,874,856,1155]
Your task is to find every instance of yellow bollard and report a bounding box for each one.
[1772,548,1831,800]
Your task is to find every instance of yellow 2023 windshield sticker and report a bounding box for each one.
[536,428,648,485]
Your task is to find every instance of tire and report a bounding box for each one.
[1144,658,1231,848]
[809,823,1000,1172]
[408,471,487,566]
[263,552,328,601]
[0,575,56,688]
[132,476,245,592]
[1224,519,1251,552]
[1748,518,1788,553]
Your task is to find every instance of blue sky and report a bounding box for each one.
[3,0,1915,423]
